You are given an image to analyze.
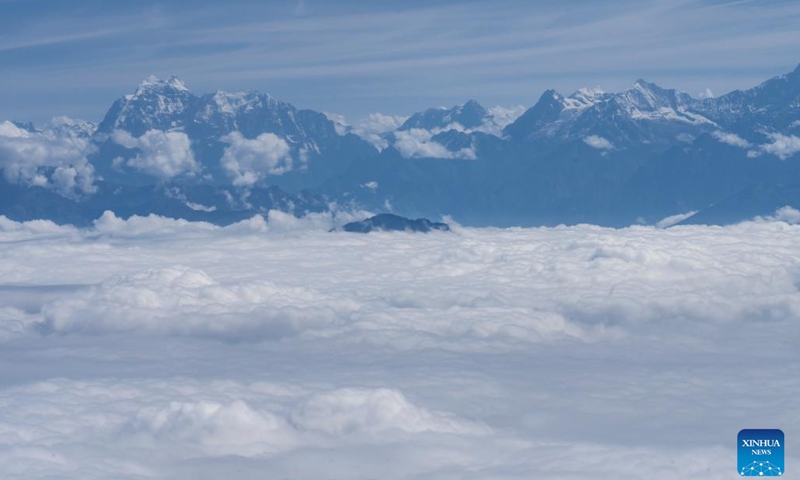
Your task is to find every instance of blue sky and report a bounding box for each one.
[2,0,800,124]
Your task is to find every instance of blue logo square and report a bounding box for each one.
[738,429,784,476]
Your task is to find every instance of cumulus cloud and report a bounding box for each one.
[711,130,751,148]
[220,132,292,186]
[0,378,488,471]
[583,135,614,149]
[92,210,219,236]
[349,113,408,150]
[760,132,800,160]
[112,129,198,179]
[393,128,476,160]
[757,205,800,224]
[0,121,96,198]
[39,264,353,341]
[129,398,296,456]
[291,388,488,436]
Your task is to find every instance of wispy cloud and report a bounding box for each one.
[1,0,800,123]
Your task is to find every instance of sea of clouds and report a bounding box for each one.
[0,210,798,479]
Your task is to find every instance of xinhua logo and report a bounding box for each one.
[738,429,784,476]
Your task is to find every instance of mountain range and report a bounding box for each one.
[2,65,800,227]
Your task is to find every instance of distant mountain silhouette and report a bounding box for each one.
[341,214,450,233]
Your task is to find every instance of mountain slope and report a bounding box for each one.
[93,76,378,191]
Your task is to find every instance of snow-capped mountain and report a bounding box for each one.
[693,63,800,139]
[370,100,518,160]
[505,65,800,151]
[324,64,800,226]
[2,65,800,227]
[98,75,196,136]
[399,100,490,131]
[504,80,718,147]
[48,117,98,140]
[187,89,346,151]
[92,76,376,190]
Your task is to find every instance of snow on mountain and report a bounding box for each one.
[693,63,800,137]
[3,65,800,227]
[190,90,312,142]
[351,100,524,158]
[89,75,376,189]
[394,100,526,138]
[138,74,190,92]
[507,65,800,149]
[505,80,720,146]
[562,87,606,110]
[617,80,715,125]
[97,75,197,137]
[47,116,98,140]
[399,100,490,131]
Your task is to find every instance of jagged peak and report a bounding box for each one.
[564,87,606,109]
[624,79,687,109]
[751,64,800,91]
[535,89,561,102]
[782,62,800,83]
[457,99,488,116]
[632,78,665,92]
[194,90,295,120]
[419,100,485,115]
[202,90,286,115]
[628,79,691,100]
[49,115,94,127]
[462,99,485,109]
[573,86,606,97]
[135,74,191,94]
[399,99,489,131]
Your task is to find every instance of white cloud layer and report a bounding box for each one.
[0,121,96,198]
[112,129,199,179]
[0,211,798,479]
[220,132,293,186]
